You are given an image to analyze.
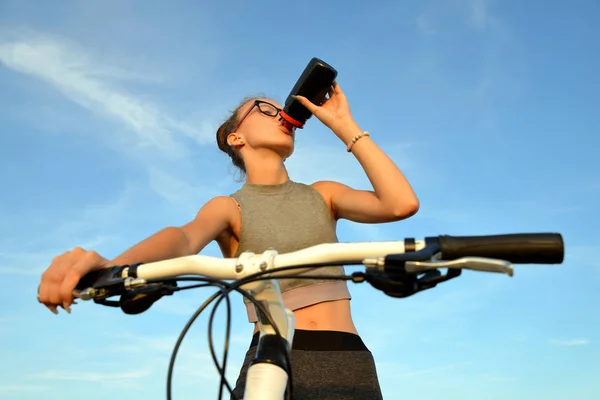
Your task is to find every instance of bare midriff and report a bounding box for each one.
[252,298,358,335]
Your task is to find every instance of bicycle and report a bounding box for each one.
[73,232,564,400]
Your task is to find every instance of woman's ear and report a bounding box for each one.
[227,132,245,148]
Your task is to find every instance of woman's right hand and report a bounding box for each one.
[37,247,111,314]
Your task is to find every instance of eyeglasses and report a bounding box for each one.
[234,100,284,131]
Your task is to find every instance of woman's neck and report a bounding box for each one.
[244,152,289,185]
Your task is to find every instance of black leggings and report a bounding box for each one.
[231,329,384,400]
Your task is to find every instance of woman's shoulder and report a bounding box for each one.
[180,195,241,254]
[306,180,348,218]
[192,196,240,223]
[308,180,347,201]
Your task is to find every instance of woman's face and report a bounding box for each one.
[228,98,296,159]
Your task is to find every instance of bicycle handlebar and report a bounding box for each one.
[73,232,564,304]
[70,232,564,400]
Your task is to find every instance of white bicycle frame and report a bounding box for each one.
[77,238,520,400]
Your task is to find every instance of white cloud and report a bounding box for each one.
[412,207,475,225]
[0,266,45,277]
[286,138,418,188]
[0,186,132,276]
[549,338,590,346]
[148,289,241,318]
[376,360,469,380]
[109,329,250,356]
[356,326,401,352]
[285,142,361,186]
[417,14,437,35]
[0,28,237,224]
[19,184,133,248]
[343,221,391,242]
[0,385,49,394]
[481,373,518,382]
[468,0,488,29]
[0,237,115,276]
[102,330,248,388]
[414,1,490,36]
[34,368,152,385]
[350,270,513,352]
[0,254,52,276]
[398,362,469,377]
[110,334,182,354]
[508,200,580,215]
[149,294,208,317]
[565,245,600,271]
[147,167,224,210]
[0,30,211,158]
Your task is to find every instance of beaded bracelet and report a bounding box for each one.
[346,131,370,152]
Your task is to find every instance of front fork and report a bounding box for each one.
[241,278,295,400]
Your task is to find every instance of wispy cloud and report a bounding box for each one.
[377,360,469,379]
[414,194,579,227]
[0,29,209,157]
[414,0,490,37]
[287,139,418,188]
[147,167,224,210]
[103,330,247,387]
[468,0,488,30]
[110,335,179,355]
[0,185,133,276]
[481,373,518,382]
[108,329,249,357]
[0,385,49,394]
[508,200,580,216]
[416,14,437,36]
[0,235,118,276]
[9,185,133,250]
[0,249,54,276]
[34,368,152,386]
[564,245,600,272]
[286,142,363,186]
[0,28,239,226]
[415,206,476,225]
[399,362,469,377]
[549,338,590,346]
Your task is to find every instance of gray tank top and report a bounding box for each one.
[230,179,351,322]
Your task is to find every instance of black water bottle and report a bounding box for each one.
[280,57,338,129]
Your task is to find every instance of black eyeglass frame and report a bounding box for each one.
[233,100,288,132]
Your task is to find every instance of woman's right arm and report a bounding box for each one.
[37,196,235,314]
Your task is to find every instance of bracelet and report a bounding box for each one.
[346,131,370,152]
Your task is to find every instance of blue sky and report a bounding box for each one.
[0,0,598,399]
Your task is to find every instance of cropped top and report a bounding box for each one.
[230,179,351,323]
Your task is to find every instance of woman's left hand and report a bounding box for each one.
[292,82,360,139]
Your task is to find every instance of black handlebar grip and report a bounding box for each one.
[437,233,564,264]
[75,269,107,290]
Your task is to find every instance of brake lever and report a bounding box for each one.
[404,257,514,276]
[76,279,178,314]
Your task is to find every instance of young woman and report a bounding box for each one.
[37,82,419,399]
